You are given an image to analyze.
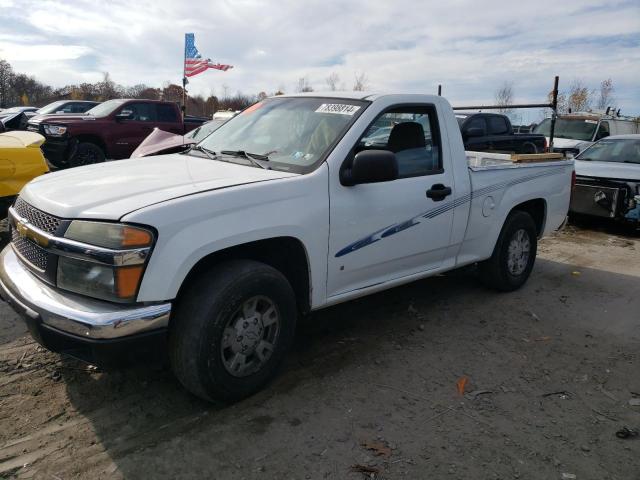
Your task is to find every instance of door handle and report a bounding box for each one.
[426,184,452,201]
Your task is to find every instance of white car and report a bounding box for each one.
[570,134,640,225]
[0,93,573,402]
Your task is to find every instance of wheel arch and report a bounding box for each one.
[510,198,547,238]
[176,236,312,315]
[74,134,108,156]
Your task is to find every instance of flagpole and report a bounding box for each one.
[182,33,187,117]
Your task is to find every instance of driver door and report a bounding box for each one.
[110,103,156,159]
[327,104,455,298]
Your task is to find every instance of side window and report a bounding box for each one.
[358,106,441,178]
[595,121,610,140]
[487,116,509,135]
[121,103,156,122]
[71,103,90,113]
[465,116,486,134]
[157,104,179,122]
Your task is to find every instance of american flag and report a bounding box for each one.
[184,33,233,78]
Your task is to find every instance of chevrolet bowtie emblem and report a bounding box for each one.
[15,220,49,248]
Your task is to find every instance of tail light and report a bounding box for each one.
[544,137,549,152]
[571,170,576,190]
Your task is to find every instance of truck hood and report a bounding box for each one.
[130,128,193,158]
[575,160,640,181]
[20,154,299,220]
[28,114,96,125]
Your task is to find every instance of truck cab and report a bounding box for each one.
[456,112,547,154]
[534,113,640,156]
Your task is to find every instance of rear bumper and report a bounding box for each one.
[0,246,171,366]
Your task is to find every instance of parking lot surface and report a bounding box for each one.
[1,224,639,479]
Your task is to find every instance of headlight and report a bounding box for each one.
[64,221,153,249]
[57,221,154,302]
[57,257,144,302]
[43,124,67,136]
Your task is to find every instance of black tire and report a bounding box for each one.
[169,259,297,403]
[69,142,105,167]
[522,142,538,154]
[478,210,538,292]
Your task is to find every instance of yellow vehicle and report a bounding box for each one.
[0,131,49,217]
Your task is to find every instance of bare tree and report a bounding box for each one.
[296,76,313,93]
[125,84,150,98]
[547,89,568,115]
[494,81,514,113]
[567,79,591,113]
[325,72,340,91]
[0,59,14,107]
[353,71,368,91]
[596,78,614,110]
[257,91,268,101]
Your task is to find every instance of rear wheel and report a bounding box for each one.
[69,142,105,167]
[522,142,538,154]
[479,210,538,291]
[169,260,297,403]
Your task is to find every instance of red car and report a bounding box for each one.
[27,99,204,168]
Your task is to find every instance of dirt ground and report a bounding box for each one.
[1,221,639,480]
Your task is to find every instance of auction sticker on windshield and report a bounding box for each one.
[315,104,361,115]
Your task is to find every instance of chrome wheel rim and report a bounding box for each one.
[221,295,280,377]
[507,228,530,276]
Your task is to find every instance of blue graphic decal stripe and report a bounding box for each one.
[335,168,565,257]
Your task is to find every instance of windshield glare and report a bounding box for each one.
[186,118,228,142]
[86,99,127,117]
[198,97,367,172]
[578,139,640,164]
[533,118,597,141]
[37,101,66,114]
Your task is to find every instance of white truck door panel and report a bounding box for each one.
[327,104,455,297]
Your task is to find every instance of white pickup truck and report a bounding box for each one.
[0,93,573,402]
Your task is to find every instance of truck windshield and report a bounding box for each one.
[577,138,640,164]
[198,97,368,173]
[85,99,128,117]
[36,101,67,114]
[533,118,597,141]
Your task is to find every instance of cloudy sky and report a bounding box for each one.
[1,0,638,120]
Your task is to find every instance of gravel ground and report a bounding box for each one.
[0,222,639,480]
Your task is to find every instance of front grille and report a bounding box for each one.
[13,197,61,234]
[11,229,48,271]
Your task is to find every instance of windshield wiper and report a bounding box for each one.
[187,144,217,160]
[220,150,270,169]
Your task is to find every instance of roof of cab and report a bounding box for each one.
[277,92,445,103]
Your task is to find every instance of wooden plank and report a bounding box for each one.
[510,153,564,163]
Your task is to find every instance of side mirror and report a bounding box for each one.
[341,150,398,186]
[116,110,134,121]
[464,127,485,138]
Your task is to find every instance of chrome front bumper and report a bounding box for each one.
[0,246,171,340]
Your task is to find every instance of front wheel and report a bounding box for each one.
[169,260,297,403]
[478,210,538,291]
[69,142,105,167]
